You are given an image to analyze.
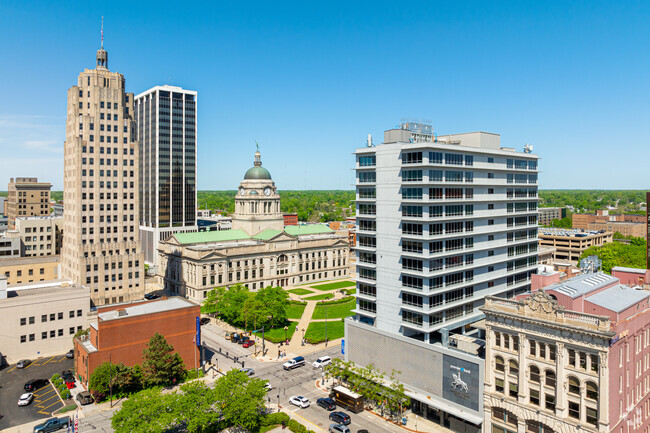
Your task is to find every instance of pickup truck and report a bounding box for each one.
[33,416,71,432]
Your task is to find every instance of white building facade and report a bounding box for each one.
[346,123,540,432]
[135,86,198,268]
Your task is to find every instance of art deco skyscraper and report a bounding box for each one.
[61,44,144,306]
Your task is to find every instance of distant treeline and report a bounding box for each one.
[539,190,646,214]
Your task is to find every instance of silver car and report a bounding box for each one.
[329,424,351,433]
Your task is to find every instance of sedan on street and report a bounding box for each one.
[289,395,311,408]
[16,359,31,369]
[240,368,255,376]
[317,397,336,411]
[18,393,34,406]
[329,424,351,433]
[329,411,351,425]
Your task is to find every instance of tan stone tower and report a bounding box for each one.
[231,149,284,235]
[61,42,144,306]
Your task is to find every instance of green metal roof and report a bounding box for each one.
[174,229,251,245]
[284,225,334,236]
[244,166,272,180]
[253,229,283,240]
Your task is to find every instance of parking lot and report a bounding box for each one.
[0,354,73,430]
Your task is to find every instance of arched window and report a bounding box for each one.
[545,370,556,387]
[530,365,540,383]
[568,376,580,395]
[509,359,519,375]
[495,356,505,372]
[277,254,288,263]
[586,381,598,401]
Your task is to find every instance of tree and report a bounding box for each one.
[212,369,267,431]
[216,284,250,326]
[580,241,646,273]
[89,362,143,401]
[141,333,187,387]
[255,285,289,328]
[111,387,177,433]
[89,361,113,397]
[172,381,223,433]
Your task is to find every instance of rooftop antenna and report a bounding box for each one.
[101,16,104,49]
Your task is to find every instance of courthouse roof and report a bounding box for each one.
[284,225,334,236]
[174,229,251,245]
[254,229,283,240]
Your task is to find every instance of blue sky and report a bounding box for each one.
[1,1,649,190]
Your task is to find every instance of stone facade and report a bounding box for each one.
[0,256,60,284]
[6,177,52,230]
[14,216,63,257]
[61,46,144,306]
[482,292,613,433]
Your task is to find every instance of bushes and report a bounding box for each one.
[59,404,77,413]
[91,390,106,403]
[60,390,71,399]
[288,418,315,433]
[317,296,355,305]
[51,373,61,381]
[260,412,290,427]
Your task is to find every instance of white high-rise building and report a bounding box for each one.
[134,86,198,268]
[345,122,539,432]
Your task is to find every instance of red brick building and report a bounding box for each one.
[283,213,298,226]
[611,266,650,286]
[75,297,200,388]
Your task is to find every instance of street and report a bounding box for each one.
[75,325,402,433]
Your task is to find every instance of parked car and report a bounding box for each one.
[144,293,159,300]
[225,332,238,341]
[61,370,74,381]
[18,393,34,406]
[289,395,310,408]
[313,356,332,368]
[283,356,306,370]
[242,340,255,348]
[240,368,255,376]
[65,349,74,359]
[33,416,71,432]
[76,391,94,405]
[329,411,352,425]
[317,397,337,411]
[264,381,272,391]
[24,379,48,392]
[200,317,210,325]
[16,359,31,369]
[238,336,251,345]
[357,430,369,433]
[329,424,351,433]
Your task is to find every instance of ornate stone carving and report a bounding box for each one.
[524,289,565,314]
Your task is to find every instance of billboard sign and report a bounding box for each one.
[442,355,479,410]
[195,316,201,347]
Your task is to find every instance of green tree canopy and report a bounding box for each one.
[141,333,187,387]
[580,240,647,273]
[212,369,268,431]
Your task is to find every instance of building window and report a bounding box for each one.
[545,393,555,411]
[530,365,540,383]
[509,359,519,375]
[586,407,598,426]
[545,370,556,387]
[495,356,505,372]
[529,388,540,406]
[20,335,26,343]
[495,378,504,393]
[568,376,580,395]
[586,381,598,401]
[20,318,26,326]
[568,401,580,419]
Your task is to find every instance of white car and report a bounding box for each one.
[289,395,310,408]
[18,393,33,406]
[264,381,272,391]
[312,356,332,368]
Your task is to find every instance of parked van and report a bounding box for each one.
[283,356,306,370]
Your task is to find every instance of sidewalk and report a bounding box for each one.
[314,378,454,433]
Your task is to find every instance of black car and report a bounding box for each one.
[24,378,48,392]
[144,293,160,300]
[61,370,74,384]
[317,397,337,411]
[329,411,351,425]
[357,430,369,433]
[200,317,210,325]
[238,336,250,345]
[65,349,74,359]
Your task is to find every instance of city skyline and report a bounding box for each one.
[1,1,649,190]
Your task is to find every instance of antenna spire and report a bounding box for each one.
[101,16,104,49]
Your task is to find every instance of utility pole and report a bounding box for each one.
[109,353,112,408]
[262,326,265,356]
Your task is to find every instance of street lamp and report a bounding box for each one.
[325,306,329,347]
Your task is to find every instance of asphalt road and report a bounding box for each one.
[0,354,73,430]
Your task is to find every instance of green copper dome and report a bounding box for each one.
[244,150,272,180]
[244,166,272,180]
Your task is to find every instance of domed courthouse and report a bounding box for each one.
[156,151,350,302]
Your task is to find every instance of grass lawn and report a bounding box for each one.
[311,298,355,320]
[343,288,356,295]
[262,321,298,343]
[304,293,334,301]
[304,320,345,344]
[311,280,356,291]
[286,303,306,320]
[288,288,313,295]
